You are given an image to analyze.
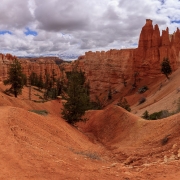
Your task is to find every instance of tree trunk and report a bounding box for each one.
[165,73,169,80]
[14,91,17,98]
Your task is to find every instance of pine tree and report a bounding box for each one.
[117,97,131,112]
[62,68,90,125]
[142,110,149,120]
[3,58,25,97]
[161,57,172,79]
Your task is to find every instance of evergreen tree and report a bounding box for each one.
[3,59,25,97]
[161,57,172,79]
[29,72,38,86]
[37,73,44,89]
[117,97,131,112]
[142,110,149,120]
[62,68,90,125]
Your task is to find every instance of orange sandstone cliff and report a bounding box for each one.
[0,55,62,82]
[61,19,180,100]
[1,19,180,102]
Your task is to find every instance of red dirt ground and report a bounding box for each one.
[0,68,180,180]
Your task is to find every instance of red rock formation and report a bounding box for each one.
[1,19,180,102]
[0,55,62,82]
[20,59,62,81]
[61,19,180,100]
[134,19,180,77]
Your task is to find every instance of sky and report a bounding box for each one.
[0,0,180,60]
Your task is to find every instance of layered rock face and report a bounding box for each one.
[20,59,61,81]
[0,54,15,81]
[134,19,180,77]
[78,49,134,97]
[1,19,180,101]
[0,55,62,82]
[62,19,180,99]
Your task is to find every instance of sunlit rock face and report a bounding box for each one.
[0,55,62,82]
[59,19,180,99]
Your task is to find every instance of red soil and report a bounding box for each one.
[0,68,180,179]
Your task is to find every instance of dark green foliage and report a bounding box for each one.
[161,135,170,145]
[22,73,27,86]
[29,72,38,86]
[138,86,148,94]
[142,98,180,120]
[29,72,44,89]
[161,57,172,79]
[149,110,169,120]
[117,97,131,112]
[3,59,25,97]
[37,73,44,89]
[139,97,146,104]
[62,68,91,124]
[29,109,48,116]
[132,72,139,89]
[142,110,169,120]
[141,110,149,119]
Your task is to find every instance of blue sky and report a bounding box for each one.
[0,0,180,59]
[0,30,12,35]
[24,28,38,36]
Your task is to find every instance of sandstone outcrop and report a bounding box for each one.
[1,19,180,102]
[133,19,180,77]
[0,54,14,81]
[61,19,180,100]
[0,55,62,82]
[20,58,62,81]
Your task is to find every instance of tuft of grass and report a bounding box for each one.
[161,135,170,145]
[29,109,48,116]
[69,148,101,160]
[138,85,148,94]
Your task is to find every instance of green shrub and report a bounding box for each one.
[117,97,131,112]
[142,110,169,120]
[138,86,148,94]
[29,110,48,115]
[139,97,146,105]
[141,110,149,119]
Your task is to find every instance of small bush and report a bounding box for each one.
[139,97,146,105]
[142,110,170,120]
[117,97,131,112]
[138,86,148,94]
[149,110,169,120]
[161,135,170,145]
[141,110,149,119]
[29,110,48,115]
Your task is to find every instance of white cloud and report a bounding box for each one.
[0,0,180,59]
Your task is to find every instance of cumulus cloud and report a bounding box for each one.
[34,0,90,31]
[0,0,33,29]
[0,0,180,59]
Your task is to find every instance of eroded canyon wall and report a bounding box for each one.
[0,55,62,82]
[61,19,180,99]
[134,19,180,77]
[1,19,180,101]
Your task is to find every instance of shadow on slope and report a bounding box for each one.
[79,105,180,164]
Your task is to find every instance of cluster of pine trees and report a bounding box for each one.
[3,56,173,125]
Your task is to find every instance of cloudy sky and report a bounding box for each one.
[0,0,180,60]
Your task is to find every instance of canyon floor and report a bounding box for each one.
[0,69,180,180]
